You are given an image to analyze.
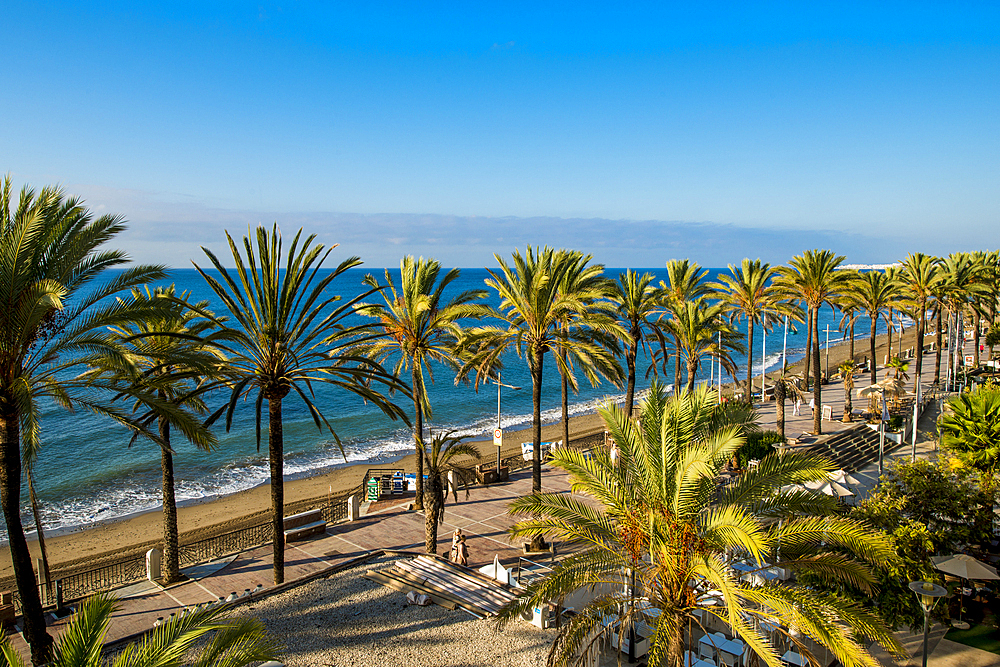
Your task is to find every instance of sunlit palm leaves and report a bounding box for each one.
[355,255,486,511]
[610,270,659,417]
[0,177,167,663]
[0,592,281,667]
[194,224,408,583]
[497,384,903,667]
[457,246,622,498]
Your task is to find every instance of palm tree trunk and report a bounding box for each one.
[842,380,853,422]
[804,308,813,391]
[561,349,570,450]
[530,348,547,552]
[934,308,944,385]
[887,307,894,357]
[685,357,698,393]
[745,319,755,401]
[849,320,856,360]
[160,415,181,583]
[423,476,441,553]
[26,468,51,604]
[775,380,786,440]
[268,395,285,585]
[625,337,637,418]
[673,345,682,393]
[914,299,925,394]
[412,370,424,511]
[0,408,52,665]
[870,315,878,386]
[812,309,823,435]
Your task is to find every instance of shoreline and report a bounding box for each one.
[0,322,925,580]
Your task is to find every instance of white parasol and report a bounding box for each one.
[931,554,1000,581]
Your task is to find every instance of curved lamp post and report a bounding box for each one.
[908,580,947,667]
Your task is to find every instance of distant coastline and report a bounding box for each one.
[840,263,902,270]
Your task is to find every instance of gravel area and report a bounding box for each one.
[237,555,553,667]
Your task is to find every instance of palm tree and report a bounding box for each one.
[836,359,858,422]
[92,286,228,583]
[886,356,910,381]
[355,256,486,511]
[457,247,621,550]
[497,384,903,667]
[658,299,742,393]
[777,250,853,435]
[195,225,408,584]
[0,178,167,664]
[772,366,799,440]
[836,293,863,362]
[939,383,1000,509]
[420,432,481,554]
[0,592,280,667]
[655,260,711,391]
[969,251,999,366]
[610,270,658,418]
[846,269,901,386]
[553,251,622,449]
[938,253,991,389]
[709,259,787,401]
[897,253,940,395]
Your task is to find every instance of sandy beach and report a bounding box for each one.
[0,321,927,580]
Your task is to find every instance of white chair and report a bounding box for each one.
[684,650,697,667]
[699,641,715,661]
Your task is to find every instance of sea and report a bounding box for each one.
[15,267,909,543]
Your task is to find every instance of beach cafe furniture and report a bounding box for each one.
[780,650,807,667]
[931,553,999,628]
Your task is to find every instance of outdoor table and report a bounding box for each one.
[693,660,716,667]
[781,650,807,666]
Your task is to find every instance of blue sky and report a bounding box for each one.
[3,2,998,267]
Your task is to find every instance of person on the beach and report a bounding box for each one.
[793,396,801,416]
[454,535,469,566]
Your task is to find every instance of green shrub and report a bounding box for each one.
[737,430,784,467]
[888,415,904,431]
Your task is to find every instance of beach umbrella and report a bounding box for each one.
[856,384,882,398]
[803,479,854,498]
[829,470,861,487]
[931,554,1000,581]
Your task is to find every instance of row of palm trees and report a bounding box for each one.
[3,178,999,663]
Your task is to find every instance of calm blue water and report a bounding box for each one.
[20,266,908,539]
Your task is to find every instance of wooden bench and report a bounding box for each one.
[283,509,326,542]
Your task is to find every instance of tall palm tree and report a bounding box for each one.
[938,253,990,389]
[553,251,622,449]
[195,225,408,584]
[709,259,787,401]
[897,253,940,395]
[836,359,858,423]
[658,299,742,393]
[94,285,227,583]
[497,384,903,667]
[969,251,999,366]
[355,256,486,510]
[655,260,711,391]
[610,270,659,418]
[776,250,853,435]
[0,592,280,667]
[420,432,482,554]
[0,178,167,664]
[846,269,901,386]
[457,247,621,533]
[836,293,863,362]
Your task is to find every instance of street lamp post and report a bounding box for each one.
[488,373,521,474]
[908,580,947,667]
